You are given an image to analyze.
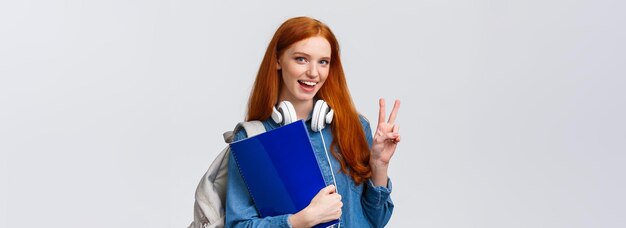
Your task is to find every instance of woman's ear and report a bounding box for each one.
[276,60,282,70]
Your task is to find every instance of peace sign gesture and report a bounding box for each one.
[370,98,401,167]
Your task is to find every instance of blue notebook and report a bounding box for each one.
[230,120,338,228]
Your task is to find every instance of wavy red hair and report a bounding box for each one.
[245,17,372,185]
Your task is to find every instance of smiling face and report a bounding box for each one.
[277,36,332,104]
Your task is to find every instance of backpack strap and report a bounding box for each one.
[223,120,265,143]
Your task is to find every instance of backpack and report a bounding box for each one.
[188,121,266,228]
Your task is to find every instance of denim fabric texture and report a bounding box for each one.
[225,113,394,227]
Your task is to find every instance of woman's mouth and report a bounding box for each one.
[298,80,317,92]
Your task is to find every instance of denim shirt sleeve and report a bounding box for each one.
[225,128,293,228]
[360,115,395,227]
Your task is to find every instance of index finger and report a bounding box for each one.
[378,98,386,124]
[387,99,401,124]
[324,185,337,194]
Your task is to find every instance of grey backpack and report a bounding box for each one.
[188,121,266,228]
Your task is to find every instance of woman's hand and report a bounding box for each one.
[371,99,401,165]
[370,99,401,186]
[289,185,342,227]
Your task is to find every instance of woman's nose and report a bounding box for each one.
[306,64,318,77]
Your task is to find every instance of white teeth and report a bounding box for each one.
[299,80,317,86]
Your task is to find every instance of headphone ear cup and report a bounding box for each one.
[326,109,334,124]
[278,101,297,125]
[312,100,329,132]
[271,106,283,124]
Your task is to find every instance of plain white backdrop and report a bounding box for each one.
[2,0,625,227]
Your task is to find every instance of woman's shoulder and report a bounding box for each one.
[232,126,249,142]
[356,113,374,145]
[358,113,372,128]
[231,119,274,141]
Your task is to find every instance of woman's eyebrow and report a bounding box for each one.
[293,51,330,59]
[292,51,311,57]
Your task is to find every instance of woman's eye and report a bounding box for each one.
[295,57,307,63]
[320,60,330,65]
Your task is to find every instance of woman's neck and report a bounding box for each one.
[281,99,313,120]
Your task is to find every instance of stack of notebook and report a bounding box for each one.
[230,120,338,228]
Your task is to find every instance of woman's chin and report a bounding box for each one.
[293,94,316,103]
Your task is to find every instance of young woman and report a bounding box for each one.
[225,16,401,228]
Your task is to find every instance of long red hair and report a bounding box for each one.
[245,17,371,185]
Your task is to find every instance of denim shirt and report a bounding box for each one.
[225,114,394,227]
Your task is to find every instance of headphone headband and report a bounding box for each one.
[271,100,333,132]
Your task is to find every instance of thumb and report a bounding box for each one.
[322,184,336,194]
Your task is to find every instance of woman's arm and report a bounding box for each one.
[288,185,343,227]
[369,99,401,186]
[359,99,400,227]
[361,179,394,228]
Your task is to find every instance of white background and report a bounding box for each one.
[2,0,625,227]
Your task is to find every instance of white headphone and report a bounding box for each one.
[271,100,334,132]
